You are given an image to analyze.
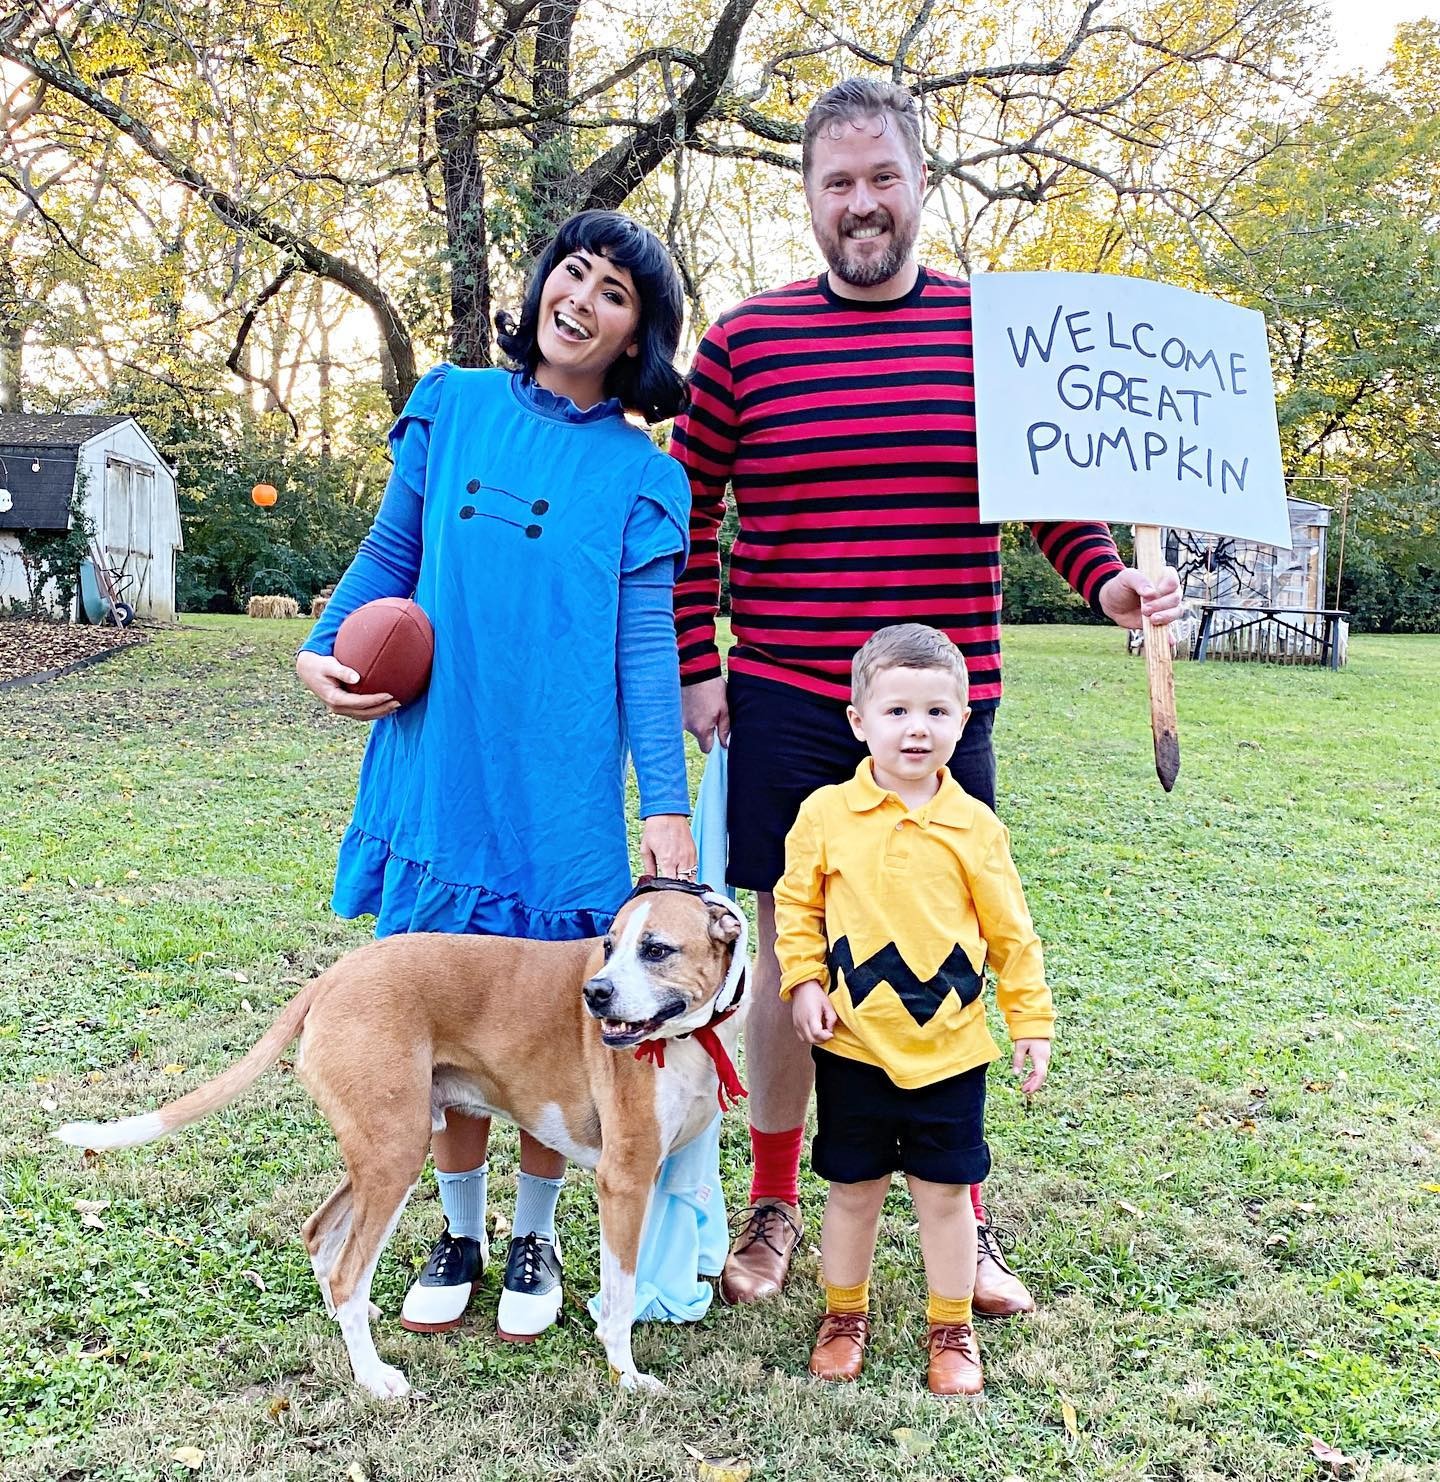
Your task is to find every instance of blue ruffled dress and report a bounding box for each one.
[305,365,691,942]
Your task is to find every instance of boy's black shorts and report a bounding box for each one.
[724,671,997,893]
[811,1048,993,1186]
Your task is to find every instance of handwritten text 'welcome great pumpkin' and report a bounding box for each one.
[1010,305,1252,495]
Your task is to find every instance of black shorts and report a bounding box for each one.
[811,1048,992,1186]
[725,671,997,893]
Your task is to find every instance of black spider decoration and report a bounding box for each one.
[1164,528,1259,599]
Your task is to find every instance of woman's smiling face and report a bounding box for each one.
[534,249,641,405]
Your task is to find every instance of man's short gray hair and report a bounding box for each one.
[851,624,969,709]
[802,77,925,181]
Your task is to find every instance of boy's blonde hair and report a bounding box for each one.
[851,624,969,709]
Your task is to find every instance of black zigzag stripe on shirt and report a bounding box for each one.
[828,937,984,1028]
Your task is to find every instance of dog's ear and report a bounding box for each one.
[707,902,742,945]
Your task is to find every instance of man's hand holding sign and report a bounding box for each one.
[971,272,1290,790]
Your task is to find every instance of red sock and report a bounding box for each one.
[971,1183,987,1224]
[749,1125,804,1207]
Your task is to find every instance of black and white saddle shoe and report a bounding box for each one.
[496,1232,564,1342]
[398,1222,488,1333]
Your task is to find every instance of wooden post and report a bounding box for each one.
[1133,525,1179,791]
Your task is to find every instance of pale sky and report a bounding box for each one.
[1327,0,1438,72]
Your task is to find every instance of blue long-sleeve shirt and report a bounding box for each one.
[304,468,688,818]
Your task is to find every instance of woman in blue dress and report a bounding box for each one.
[297,211,695,1343]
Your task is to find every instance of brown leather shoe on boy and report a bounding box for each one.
[719,1200,803,1306]
[926,1321,983,1396]
[809,1311,870,1382]
[973,1222,1036,1317]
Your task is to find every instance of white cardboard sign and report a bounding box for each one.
[971,271,1291,548]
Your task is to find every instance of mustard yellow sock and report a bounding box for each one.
[825,1279,870,1315]
[927,1292,973,1326]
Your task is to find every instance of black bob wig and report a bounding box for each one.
[495,210,689,425]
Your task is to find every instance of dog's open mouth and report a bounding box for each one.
[595,1000,686,1049]
[598,1016,666,1048]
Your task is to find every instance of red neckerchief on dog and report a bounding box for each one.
[625,876,748,1112]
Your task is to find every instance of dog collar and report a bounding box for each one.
[708,894,748,1018]
[660,889,748,1033]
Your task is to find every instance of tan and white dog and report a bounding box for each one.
[55,882,748,1398]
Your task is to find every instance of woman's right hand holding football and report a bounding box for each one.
[296,651,400,721]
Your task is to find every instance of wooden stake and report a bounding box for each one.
[1133,524,1179,791]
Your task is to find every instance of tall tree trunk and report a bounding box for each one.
[445,152,489,366]
[530,0,581,245]
[0,255,25,413]
[316,278,334,462]
[429,0,491,367]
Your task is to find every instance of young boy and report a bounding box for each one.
[774,624,1053,1396]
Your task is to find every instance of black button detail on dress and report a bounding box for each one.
[467,479,481,494]
[460,505,475,519]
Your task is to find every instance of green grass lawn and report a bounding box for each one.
[2,617,1437,1481]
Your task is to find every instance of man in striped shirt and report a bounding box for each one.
[672,77,1183,1316]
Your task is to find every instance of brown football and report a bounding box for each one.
[333,597,434,707]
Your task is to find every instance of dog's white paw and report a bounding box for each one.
[358,1362,412,1401]
[618,1369,666,1394]
[368,1301,381,1322]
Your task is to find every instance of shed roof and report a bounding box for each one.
[1286,496,1332,522]
[0,413,131,448]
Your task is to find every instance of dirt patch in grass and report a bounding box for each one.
[0,618,146,685]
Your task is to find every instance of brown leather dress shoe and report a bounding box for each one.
[973,1222,1036,1318]
[809,1311,869,1382]
[719,1201,803,1306]
[927,1321,983,1396]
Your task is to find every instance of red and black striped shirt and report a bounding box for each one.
[671,268,1125,705]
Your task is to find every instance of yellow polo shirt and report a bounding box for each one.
[775,759,1054,1089]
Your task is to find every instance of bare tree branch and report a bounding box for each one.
[572,0,758,211]
[225,262,301,437]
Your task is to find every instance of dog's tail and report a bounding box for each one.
[54,976,324,1152]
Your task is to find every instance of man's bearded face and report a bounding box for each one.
[805,115,924,291]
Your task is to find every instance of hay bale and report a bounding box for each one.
[310,595,329,621]
[248,594,300,619]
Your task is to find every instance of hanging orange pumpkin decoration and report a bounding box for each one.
[251,482,278,508]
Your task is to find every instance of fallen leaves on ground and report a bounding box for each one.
[1061,1397,1079,1443]
[1308,1435,1356,1476]
[891,1428,933,1457]
[0,618,145,683]
[73,1198,109,1231]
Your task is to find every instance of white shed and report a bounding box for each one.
[0,413,182,621]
